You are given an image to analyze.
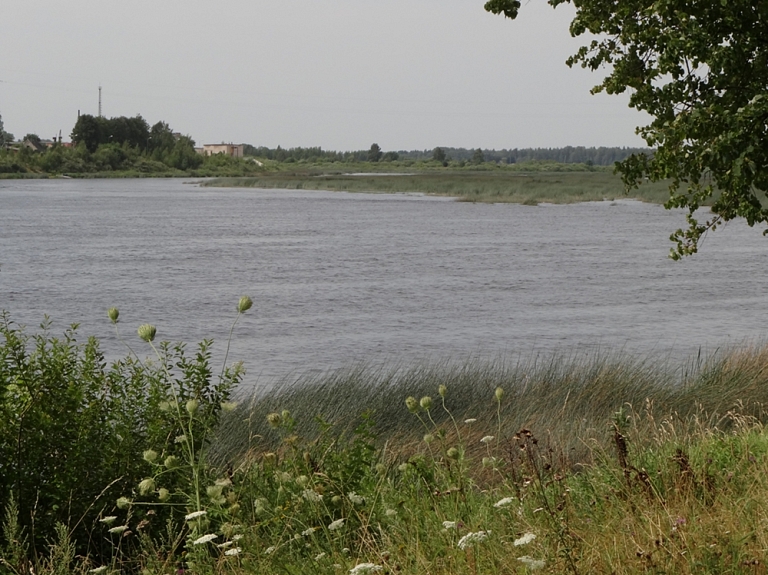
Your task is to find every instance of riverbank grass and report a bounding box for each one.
[3,312,768,574]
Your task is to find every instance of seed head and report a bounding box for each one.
[107,307,119,324]
[420,396,433,411]
[266,412,282,428]
[164,455,180,469]
[143,449,158,464]
[438,384,447,398]
[186,399,199,416]
[423,433,435,444]
[221,401,238,412]
[158,488,170,502]
[237,295,253,313]
[116,497,131,509]
[447,447,460,459]
[138,478,156,495]
[137,324,156,343]
[281,409,291,421]
[495,387,504,402]
[405,396,419,413]
[99,516,117,525]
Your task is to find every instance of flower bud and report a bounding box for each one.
[296,475,309,487]
[420,396,433,411]
[423,434,435,444]
[143,449,159,463]
[164,455,180,469]
[446,447,460,460]
[438,384,447,398]
[495,387,504,402]
[138,478,156,495]
[221,401,238,412]
[237,296,253,313]
[137,324,157,343]
[266,413,282,428]
[331,495,342,505]
[107,307,119,324]
[281,409,291,421]
[186,399,199,416]
[158,488,170,502]
[405,396,419,413]
[116,496,131,509]
[207,485,223,499]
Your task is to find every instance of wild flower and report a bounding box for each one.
[302,489,323,502]
[464,418,477,424]
[221,401,238,412]
[116,497,131,509]
[185,399,199,416]
[217,541,234,548]
[225,547,241,556]
[405,396,419,413]
[138,477,155,495]
[349,563,383,574]
[137,323,156,342]
[89,567,108,574]
[423,433,435,444]
[99,516,117,525]
[231,534,243,541]
[107,307,119,324]
[514,532,536,546]
[442,521,457,529]
[480,435,494,444]
[495,387,504,401]
[296,475,310,487]
[192,533,218,545]
[158,488,170,501]
[174,435,187,444]
[494,497,516,508]
[328,518,345,531]
[142,449,158,463]
[420,396,433,410]
[315,552,327,561]
[108,525,129,534]
[447,447,460,459]
[185,510,207,521]
[302,527,317,536]
[264,546,276,555]
[385,509,397,517]
[438,384,447,397]
[518,556,546,570]
[348,491,365,505]
[267,412,282,428]
[457,530,491,549]
[237,295,253,313]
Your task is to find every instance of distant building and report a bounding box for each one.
[202,143,244,158]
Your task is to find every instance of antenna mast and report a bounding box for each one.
[98,85,102,117]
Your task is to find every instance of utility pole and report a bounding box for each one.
[98,85,102,117]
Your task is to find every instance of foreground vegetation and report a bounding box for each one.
[3,305,768,574]
[206,169,677,205]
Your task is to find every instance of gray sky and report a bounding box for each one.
[1,1,648,151]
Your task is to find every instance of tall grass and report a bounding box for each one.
[204,171,677,205]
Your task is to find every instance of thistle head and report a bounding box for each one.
[137,324,156,342]
[438,384,447,398]
[420,396,433,411]
[237,296,253,313]
[405,396,419,413]
[107,307,119,324]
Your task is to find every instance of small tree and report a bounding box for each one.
[471,148,485,165]
[368,143,383,162]
[432,147,447,163]
[0,113,14,147]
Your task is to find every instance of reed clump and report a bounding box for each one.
[3,309,768,574]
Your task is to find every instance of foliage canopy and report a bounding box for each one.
[486,0,768,257]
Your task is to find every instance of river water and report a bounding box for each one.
[1,178,766,388]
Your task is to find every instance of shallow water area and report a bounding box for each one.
[1,178,767,390]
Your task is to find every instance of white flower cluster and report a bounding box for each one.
[347,491,365,505]
[302,489,323,502]
[457,530,491,550]
[328,518,345,531]
[518,556,546,570]
[494,497,516,508]
[514,532,536,547]
[349,563,383,574]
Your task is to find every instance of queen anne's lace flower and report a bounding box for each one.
[442,521,457,529]
[185,510,206,521]
[192,533,218,545]
[457,530,491,549]
[328,518,345,531]
[349,563,383,574]
[518,556,546,570]
[480,435,495,444]
[514,532,536,546]
[225,547,242,556]
[494,497,516,508]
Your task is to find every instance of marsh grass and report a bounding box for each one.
[205,170,677,205]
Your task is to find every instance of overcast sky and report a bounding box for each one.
[0,1,649,151]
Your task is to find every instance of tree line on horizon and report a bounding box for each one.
[243,143,649,166]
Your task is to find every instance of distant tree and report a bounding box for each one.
[148,122,177,157]
[368,143,383,163]
[432,147,447,163]
[71,114,103,152]
[471,148,485,165]
[0,113,14,147]
[382,151,400,162]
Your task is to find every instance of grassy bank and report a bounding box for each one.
[3,310,768,574]
[204,169,678,205]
